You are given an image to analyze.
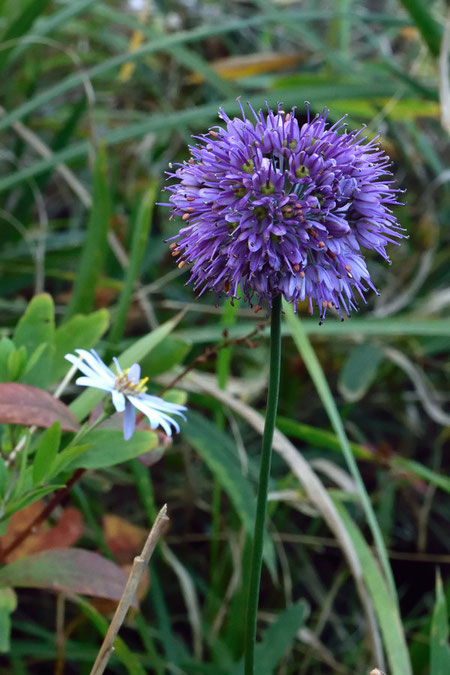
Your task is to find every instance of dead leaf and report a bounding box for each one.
[0,548,132,603]
[187,51,305,84]
[92,564,149,616]
[0,383,80,431]
[2,503,83,563]
[102,514,147,565]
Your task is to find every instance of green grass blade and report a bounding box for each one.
[399,0,443,57]
[0,82,414,194]
[284,303,397,603]
[0,8,414,138]
[64,145,110,320]
[277,417,450,494]
[176,318,450,344]
[276,416,373,459]
[13,96,86,222]
[391,457,450,495]
[106,183,157,358]
[182,410,275,571]
[73,596,147,675]
[253,601,308,674]
[6,0,99,66]
[334,502,412,675]
[0,0,51,72]
[430,571,450,674]
[94,4,239,98]
[0,11,299,134]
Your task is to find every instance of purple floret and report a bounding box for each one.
[165,102,405,320]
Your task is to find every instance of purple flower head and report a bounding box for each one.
[165,102,405,320]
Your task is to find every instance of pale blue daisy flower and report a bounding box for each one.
[65,349,186,440]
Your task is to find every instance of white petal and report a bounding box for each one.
[113,357,123,375]
[138,393,187,417]
[128,395,181,436]
[76,349,115,382]
[75,376,114,392]
[65,354,103,380]
[123,402,136,440]
[112,390,126,412]
[128,363,141,383]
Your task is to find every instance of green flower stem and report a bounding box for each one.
[244,294,282,675]
[69,408,111,447]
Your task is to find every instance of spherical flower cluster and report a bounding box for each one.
[165,102,405,319]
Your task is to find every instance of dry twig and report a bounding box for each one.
[89,504,169,675]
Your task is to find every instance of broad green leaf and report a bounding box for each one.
[65,146,110,319]
[338,342,384,402]
[0,588,17,654]
[24,344,48,377]
[182,411,275,571]
[32,423,61,485]
[140,334,191,378]
[2,485,63,521]
[62,429,159,470]
[161,389,188,406]
[0,456,8,499]
[52,309,109,382]
[9,433,30,502]
[13,294,55,388]
[0,339,15,382]
[430,571,450,675]
[70,313,184,421]
[334,502,412,675]
[47,444,90,478]
[6,346,27,382]
[253,601,308,674]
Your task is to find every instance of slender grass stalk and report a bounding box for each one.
[64,145,110,320]
[244,295,282,675]
[105,183,157,361]
[284,304,397,603]
[208,298,239,615]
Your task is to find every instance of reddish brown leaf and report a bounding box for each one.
[102,514,146,564]
[3,503,83,563]
[0,548,132,602]
[0,383,80,431]
[92,564,149,615]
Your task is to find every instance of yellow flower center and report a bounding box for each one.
[115,369,149,396]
